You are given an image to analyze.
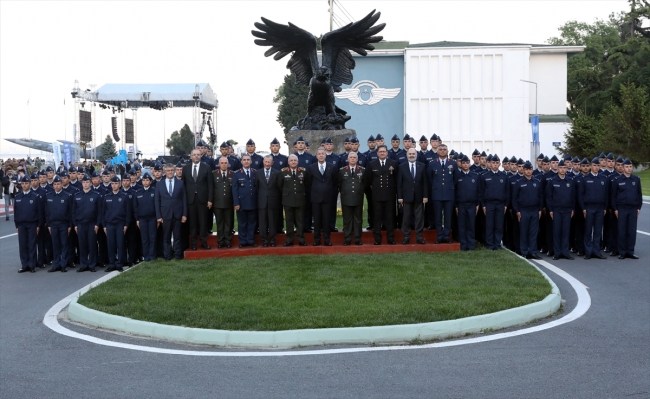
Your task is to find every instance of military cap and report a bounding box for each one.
[175,161,183,168]
[572,156,580,163]
[141,173,152,180]
[389,134,399,141]
[472,149,480,156]
[375,134,384,140]
[101,170,110,176]
[270,137,280,145]
[450,149,456,155]
[419,135,428,142]
[461,155,470,163]
[292,139,298,146]
[623,158,632,165]
[537,153,545,160]
[91,171,101,178]
[246,139,255,146]
[558,160,565,167]
[304,140,310,147]
[220,141,229,148]
[367,135,375,141]
[599,152,606,159]
[550,155,559,162]
[77,166,85,173]
[59,171,69,177]
[492,154,500,162]
[134,164,142,171]
[350,137,359,143]
[52,175,62,183]
[196,140,207,147]
[153,162,163,171]
[430,133,438,140]
[486,154,493,162]
[107,166,114,173]
[45,166,54,172]
[30,172,39,180]
[110,176,120,183]
[345,136,352,143]
[81,174,92,181]
[591,157,600,164]
[122,173,130,180]
[580,158,589,165]
[320,137,328,144]
[480,151,487,157]
[68,166,76,172]
[563,154,572,161]
[606,152,614,160]
[616,155,624,163]
[517,158,524,165]
[523,161,533,169]
[403,134,411,141]
[542,156,550,163]
[458,152,465,159]
[296,136,305,142]
[17,175,30,183]
[128,168,137,175]
[38,170,46,176]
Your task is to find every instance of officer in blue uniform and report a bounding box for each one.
[133,174,157,261]
[388,134,406,164]
[232,155,258,247]
[243,139,264,170]
[579,157,609,259]
[268,137,288,234]
[545,160,576,260]
[218,142,241,171]
[102,176,131,272]
[121,174,139,266]
[606,155,625,256]
[506,159,525,254]
[14,175,43,273]
[427,144,457,243]
[68,166,82,190]
[29,172,49,268]
[150,162,164,188]
[45,175,73,272]
[512,161,543,260]
[455,155,480,250]
[611,158,642,259]
[74,174,102,272]
[196,140,215,170]
[479,154,509,250]
[364,135,376,159]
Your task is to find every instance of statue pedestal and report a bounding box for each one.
[286,129,356,154]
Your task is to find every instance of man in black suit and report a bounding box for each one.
[181,149,214,250]
[255,155,281,247]
[365,145,398,245]
[308,147,338,246]
[155,164,187,260]
[398,148,429,244]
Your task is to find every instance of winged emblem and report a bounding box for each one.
[335,80,401,105]
[252,10,385,130]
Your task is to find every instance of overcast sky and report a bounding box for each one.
[0,0,629,158]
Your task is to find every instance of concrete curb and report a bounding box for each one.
[67,259,561,348]
[643,195,650,201]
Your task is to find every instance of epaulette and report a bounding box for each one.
[281,167,288,172]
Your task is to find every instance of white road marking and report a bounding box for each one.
[0,233,17,240]
[643,202,650,205]
[637,230,650,236]
[42,261,591,357]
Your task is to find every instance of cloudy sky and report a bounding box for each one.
[0,0,629,158]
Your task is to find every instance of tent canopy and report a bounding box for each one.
[90,83,218,110]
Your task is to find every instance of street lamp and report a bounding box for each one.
[521,79,539,161]
[520,79,538,115]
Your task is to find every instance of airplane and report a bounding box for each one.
[4,138,109,160]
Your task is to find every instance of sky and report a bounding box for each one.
[0,0,630,159]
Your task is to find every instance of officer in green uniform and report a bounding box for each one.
[338,152,365,245]
[277,154,309,246]
[212,156,234,248]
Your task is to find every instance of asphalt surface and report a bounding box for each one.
[1,209,649,399]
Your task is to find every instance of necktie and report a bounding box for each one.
[381,161,384,168]
[193,165,197,181]
[442,160,445,167]
[320,164,324,175]
[246,170,250,179]
[223,172,226,179]
[168,179,172,195]
[411,163,415,179]
[293,170,296,178]
[265,169,269,182]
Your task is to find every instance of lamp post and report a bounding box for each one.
[520,79,539,161]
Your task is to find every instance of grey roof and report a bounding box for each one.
[408,41,567,49]
[92,83,218,110]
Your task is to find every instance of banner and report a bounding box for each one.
[52,142,61,167]
[530,115,540,144]
[63,143,72,166]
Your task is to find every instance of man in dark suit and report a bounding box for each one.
[307,147,338,246]
[365,145,398,245]
[255,155,281,247]
[398,148,429,244]
[338,152,365,245]
[277,155,309,246]
[427,144,458,243]
[182,149,213,250]
[212,157,234,248]
[155,164,187,260]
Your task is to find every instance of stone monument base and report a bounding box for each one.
[286,129,356,155]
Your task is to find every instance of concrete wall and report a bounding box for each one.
[529,53,568,115]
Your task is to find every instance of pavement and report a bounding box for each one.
[1,208,649,398]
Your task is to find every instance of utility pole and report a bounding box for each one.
[329,0,333,32]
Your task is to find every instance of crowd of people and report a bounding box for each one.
[4,133,643,274]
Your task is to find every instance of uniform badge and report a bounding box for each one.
[29,200,33,204]
[471,179,475,183]
[279,161,283,165]
[118,198,122,202]
[90,198,93,202]
[632,181,636,186]
[567,183,570,187]
[500,179,503,183]
[61,199,65,203]
[151,193,154,197]
[533,183,536,187]
[601,181,604,185]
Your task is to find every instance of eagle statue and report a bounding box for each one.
[252,10,385,130]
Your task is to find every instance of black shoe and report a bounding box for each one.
[298,242,307,246]
[283,242,293,247]
[263,243,268,247]
[366,226,373,231]
[116,268,124,272]
[76,268,86,273]
[201,243,211,250]
[333,228,339,232]
[387,241,395,245]
[626,254,639,259]
[594,254,606,259]
[226,244,231,248]
[191,244,197,250]
[603,246,610,253]
[217,244,223,248]
[344,242,350,246]
[584,255,591,260]
[18,268,29,273]
[576,251,585,257]
[416,240,425,245]
[435,239,442,244]
[313,242,321,246]
[324,242,332,246]
[618,255,626,259]
[565,255,574,260]
[531,254,542,260]
[48,267,60,272]
[355,241,363,246]
[239,244,245,248]
[270,242,276,247]
[374,241,381,245]
[67,263,76,268]
[30,268,36,273]
[105,266,114,272]
[525,254,532,259]
[89,268,96,272]
[402,239,409,245]
[610,252,619,257]
[552,255,560,260]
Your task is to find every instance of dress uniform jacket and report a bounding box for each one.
[45,190,73,228]
[455,170,480,250]
[72,189,103,271]
[389,148,407,164]
[545,175,576,257]
[338,165,365,207]
[232,169,258,210]
[270,153,288,170]
[611,174,643,256]
[212,169,234,208]
[512,176,543,256]
[365,159,398,201]
[246,153,264,170]
[277,168,309,207]
[427,157,458,201]
[15,189,44,271]
[102,191,131,227]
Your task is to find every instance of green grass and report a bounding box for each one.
[78,250,551,331]
[633,169,650,196]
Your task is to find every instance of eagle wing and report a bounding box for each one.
[334,88,362,105]
[321,10,385,92]
[367,88,401,105]
[252,17,319,85]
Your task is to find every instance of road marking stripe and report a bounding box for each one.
[637,230,650,237]
[0,233,17,240]
[643,202,650,205]
[42,260,591,357]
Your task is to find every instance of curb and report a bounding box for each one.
[67,259,561,348]
[643,195,650,201]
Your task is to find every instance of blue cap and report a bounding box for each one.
[550,155,559,162]
[30,172,39,180]
[580,158,589,165]
[153,162,163,171]
[430,134,439,140]
[110,176,120,183]
[606,152,614,160]
[472,149,480,156]
[558,160,565,167]
[375,134,384,140]
[403,134,411,141]
[175,161,182,168]
[45,166,54,172]
[591,157,600,164]
[320,137,328,144]
[542,156,550,163]
[81,174,92,181]
[391,134,400,141]
[196,140,207,147]
[523,161,533,169]
[220,141,229,149]
[492,154,500,162]
[461,155,470,162]
[563,154,572,161]
[270,137,280,145]
[52,175,61,183]
[77,166,85,173]
[122,174,130,180]
[246,139,255,145]
[599,152,606,159]
[91,171,101,178]
[296,136,305,142]
[350,137,359,143]
[344,136,351,143]
[68,166,77,172]
[17,175,30,183]
[101,170,110,176]
[616,155,624,163]
[59,171,69,177]
[486,154,493,162]
[623,158,632,165]
[419,135,428,142]
[480,151,487,157]
[537,153,545,160]
[38,170,46,176]
[517,158,524,165]
[367,135,375,141]
[128,168,137,175]
[141,173,152,180]
[572,156,580,163]
[304,140,310,147]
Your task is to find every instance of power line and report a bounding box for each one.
[332,14,345,28]
[334,0,356,23]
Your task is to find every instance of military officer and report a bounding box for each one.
[366,145,398,245]
[45,175,73,272]
[213,157,235,248]
[571,158,590,256]
[196,140,215,170]
[388,134,406,164]
[14,175,43,273]
[427,144,457,243]
[607,155,625,256]
[611,158,642,259]
[133,174,157,261]
[294,136,315,232]
[455,155,480,250]
[545,160,576,260]
[506,158,525,255]
[480,154,509,250]
[73,174,102,272]
[512,161,543,260]
[102,176,131,272]
[30,172,49,268]
[244,139,264,170]
[232,155,258,247]
[121,174,139,266]
[429,134,441,156]
[269,137,288,171]
[338,152,365,245]
[579,157,609,259]
[277,154,309,246]
[364,135,376,158]
[218,142,242,171]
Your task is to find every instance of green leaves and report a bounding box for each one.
[100,135,117,160]
[273,73,309,140]
[165,124,195,156]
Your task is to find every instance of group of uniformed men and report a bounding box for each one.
[12,133,643,273]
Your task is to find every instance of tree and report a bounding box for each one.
[227,139,238,146]
[166,124,194,156]
[273,72,309,140]
[99,135,117,161]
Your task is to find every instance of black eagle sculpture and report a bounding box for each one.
[252,10,385,130]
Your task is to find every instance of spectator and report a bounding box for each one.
[2,168,16,220]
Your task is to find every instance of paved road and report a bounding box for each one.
[1,209,649,399]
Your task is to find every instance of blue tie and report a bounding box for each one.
[168,179,172,195]
[411,163,415,179]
